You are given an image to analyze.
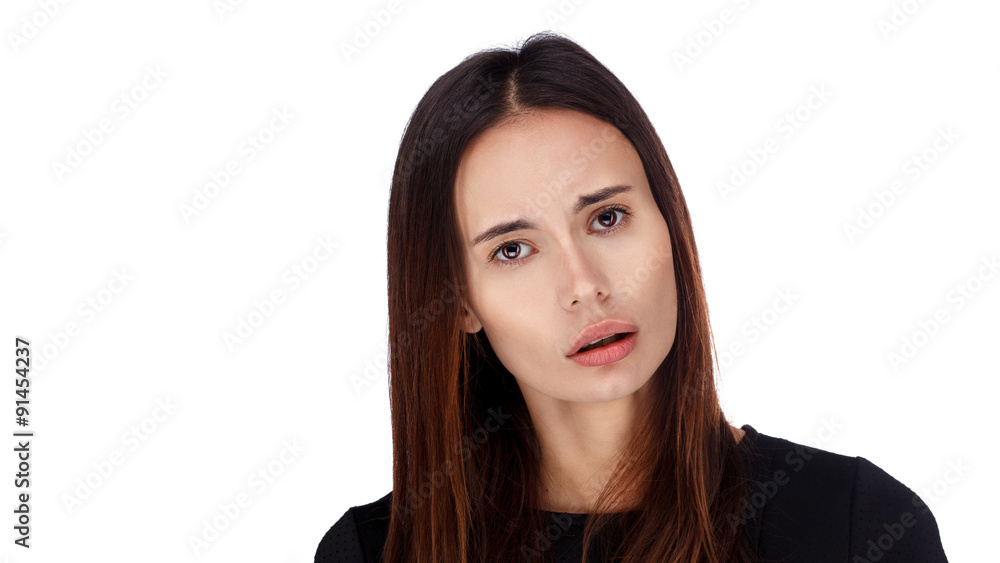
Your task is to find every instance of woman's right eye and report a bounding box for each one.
[488,240,532,268]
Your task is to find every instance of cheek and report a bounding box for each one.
[476,296,555,369]
[623,244,674,300]
[657,265,678,312]
[483,325,548,384]
[633,249,677,324]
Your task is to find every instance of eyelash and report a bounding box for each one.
[486,204,634,269]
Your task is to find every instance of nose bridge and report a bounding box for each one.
[558,232,607,307]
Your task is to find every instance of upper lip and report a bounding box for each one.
[567,320,638,356]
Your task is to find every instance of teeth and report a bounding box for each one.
[578,333,625,353]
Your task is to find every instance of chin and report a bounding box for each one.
[579,373,651,404]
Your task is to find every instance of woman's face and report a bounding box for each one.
[454,108,677,407]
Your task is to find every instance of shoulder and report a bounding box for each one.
[315,491,393,563]
[741,427,857,555]
[849,456,949,562]
[742,426,948,562]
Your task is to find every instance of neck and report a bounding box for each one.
[518,367,748,515]
[525,386,649,514]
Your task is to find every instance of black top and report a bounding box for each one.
[315,424,949,562]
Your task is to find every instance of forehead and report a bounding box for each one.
[454,109,644,234]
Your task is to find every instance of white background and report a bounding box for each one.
[1,0,995,560]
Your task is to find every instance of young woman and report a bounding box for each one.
[316,32,949,562]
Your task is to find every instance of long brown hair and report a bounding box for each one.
[384,32,752,562]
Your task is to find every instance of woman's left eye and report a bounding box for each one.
[486,204,633,268]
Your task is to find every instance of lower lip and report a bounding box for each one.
[569,332,638,367]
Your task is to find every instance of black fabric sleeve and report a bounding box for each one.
[316,492,392,562]
[315,508,367,563]
[848,457,949,562]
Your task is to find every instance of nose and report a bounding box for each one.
[560,240,610,310]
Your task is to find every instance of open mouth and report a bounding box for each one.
[576,332,631,354]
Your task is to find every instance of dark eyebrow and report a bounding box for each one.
[470,185,633,247]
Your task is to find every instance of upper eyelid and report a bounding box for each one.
[487,204,632,263]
